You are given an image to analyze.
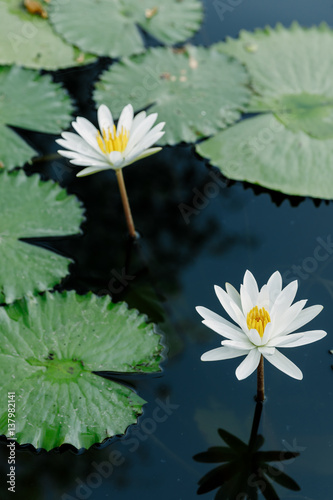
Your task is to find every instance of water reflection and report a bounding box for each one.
[28,144,254,296]
[193,403,300,499]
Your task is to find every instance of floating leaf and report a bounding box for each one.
[196,113,333,199]
[0,0,94,69]
[197,24,333,199]
[0,292,163,450]
[0,170,84,303]
[218,23,333,109]
[0,65,73,170]
[49,0,203,58]
[94,46,251,145]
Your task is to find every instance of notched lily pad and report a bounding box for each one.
[0,0,94,69]
[49,0,203,58]
[0,65,73,170]
[0,170,84,303]
[0,292,163,450]
[197,24,333,199]
[94,45,251,145]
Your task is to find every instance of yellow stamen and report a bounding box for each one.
[246,306,271,338]
[96,125,129,154]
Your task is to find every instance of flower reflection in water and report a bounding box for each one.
[193,403,300,499]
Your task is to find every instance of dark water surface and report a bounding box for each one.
[1,1,333,499]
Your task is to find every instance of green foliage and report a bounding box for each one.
[0,66,73,169]
[49,0,203,58]
[0,0,94,69]
[94,45,251,145]
[197,24,333,198]
[0,171,84,303]
[0,292,163,450]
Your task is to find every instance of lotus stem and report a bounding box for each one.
[116,169,137,239]
[256,355,265,402]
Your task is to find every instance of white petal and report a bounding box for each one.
[283,305,323,334]
[270,280,298,319]
[125,147,161,165]
[196,306,224,323]
[222,339,254,350]
[257,284,270,310]
[57,133,103,159]
[201,347,249,361]
[196,306,245,337]
[276,330,327,348]
[127,130,165,160]
[60,131,82,142]
[57,149,102,163]
[57,150,81,159]
[130,111,147,135]
[260,322,273,345]
[270,299,307,338]
[119,147,162,169]
[258,346,275,355]
[125,113,159,153]
[69,157,110,167]
[267,271,282,304]
[108,151,123,166]
[214,285,245,328]
[235,349,261,380]
[240,284,253,316]
[229,301,249,332]
[97,104,114,133]
[246,328,262,346]
[263,349,303,380]
[202,320,244,341]
[268,332,304,347]
[77,166,109,177]
[140,127,165,148]
[127,121,164,154]
[225,283,242,309]
[117,104,134,133]
[243,270,259,304]
[72,117,101,153]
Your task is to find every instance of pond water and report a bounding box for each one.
[1,0,333,499]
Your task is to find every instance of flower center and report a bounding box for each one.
[246,306,271,338]
[96,126,129,154]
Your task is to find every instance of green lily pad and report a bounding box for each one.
[0,292,163,450]
[196,113,333,199]
[94,45,251,145]
[49,0,203,58]
[196,24,333,199]
[0,170,84,303]
[0,65,73,170]
[218,23,333,103]
[0,0,94,69]
[268,93,333,140]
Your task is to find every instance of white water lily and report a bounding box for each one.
[197,270,326,381]
[56,104,165,177]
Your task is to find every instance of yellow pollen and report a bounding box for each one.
[96,125,129,154]
[246,306,271,338]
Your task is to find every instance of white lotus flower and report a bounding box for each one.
[197,270,326,381]
[56,104,165,177]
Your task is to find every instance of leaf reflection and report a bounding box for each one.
[193,403,300,500]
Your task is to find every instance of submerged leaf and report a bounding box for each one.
[197,24,333,199]
[0,170,84,303]
[0,292,163,450]
[49,0,203,58]
[94,46,250,145]
[0,66,73,169]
